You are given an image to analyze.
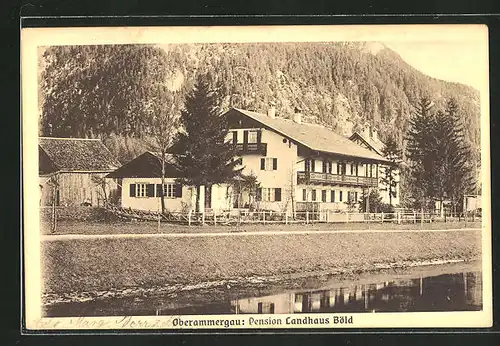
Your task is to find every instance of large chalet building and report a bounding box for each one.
[226,107,390,213]
[107,107,391,214]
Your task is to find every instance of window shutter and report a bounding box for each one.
[311,160,316,172]
[257,130,262,143]
[275,188,281,202]
[331,190,335,202]
[256,187,262,201]
[322,190,327,202]
[322,160,327,173]
[272,158,278,170]
[302,189,307,201]
[156,184,163,197]
[175,184,183,198]
[243,130,249,143]
[146,184,155,197]
[130,183,136,197]
[339,191,343,202]
[232,131,238,144]
[260,158,265,170]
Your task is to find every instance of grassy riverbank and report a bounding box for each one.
[41,229,481,295]
[41,220,482,235]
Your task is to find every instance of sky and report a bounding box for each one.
[382,40,488,91]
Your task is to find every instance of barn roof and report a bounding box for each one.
[39,137,121,172]
[106,151,181,178]
[229,108,390,163]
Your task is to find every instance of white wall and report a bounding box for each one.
[121,177,234,212]
[238,128,299,212]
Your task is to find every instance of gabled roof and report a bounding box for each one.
[229,108,390,163]
[39,137,121,173]
[349,132,385,156]
[106,151,180,178]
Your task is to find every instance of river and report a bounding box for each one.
[43,261,482,317]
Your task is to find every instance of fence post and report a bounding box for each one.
[263,211,266,225]
[397,211,401,225]
[306,211,309,224]
[202,211,205,225]
[381,212,384,223]
[420,209,424,226]
[285,212,288,225]
[414,211,416,224]
[188,210,192,226]
[326,210,330,223]
[214,209,217,226]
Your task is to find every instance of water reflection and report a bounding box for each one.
[44,271,482,317]
[232,272,482,314]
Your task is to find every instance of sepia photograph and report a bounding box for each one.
[21,24,492,330]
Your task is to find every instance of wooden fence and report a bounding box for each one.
[104,205,480,226]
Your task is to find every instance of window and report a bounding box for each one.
[131,183,155,198]
[348,191,356,202]
[156,183,176,198]
[350,163,355,175]
[303,189,307,201]
[232,131,238,144]
[339,191,343,202]
[261,157,277,171]
[257,302,275,314]
[311,190,317,201]
[330,190,335,202]
[305,159,310,172]
[321,190,327,202]
[137,183,147,197]
[328,161,333,174]
[260,187,282,202]
[311,159,316,172]
[322,160,327,173]
[248,131,258,143]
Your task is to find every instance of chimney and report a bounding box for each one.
[293,106,302,124]
[362,125,370,139]
[267,101,276,119]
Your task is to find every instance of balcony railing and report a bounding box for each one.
[235,143,267,156]
[297,171,378,187]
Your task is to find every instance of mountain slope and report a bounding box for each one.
[159,42,480,164]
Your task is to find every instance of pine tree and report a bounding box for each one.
[443,98,476,213]
[173,73,241,212]
[405,96,437,209]
[380,133,402,206]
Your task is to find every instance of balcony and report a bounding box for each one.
[297,171,378,187]
[235,142,267,156]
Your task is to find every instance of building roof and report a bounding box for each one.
[39,137,121,173]
[348,131,385,156]
[230,108,390,163]
[106,151,180,178]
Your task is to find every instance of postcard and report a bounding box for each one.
[21,24,492,331]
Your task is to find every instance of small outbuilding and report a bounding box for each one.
[39,137,120,206]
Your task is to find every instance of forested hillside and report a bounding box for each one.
[39,42,481,167]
